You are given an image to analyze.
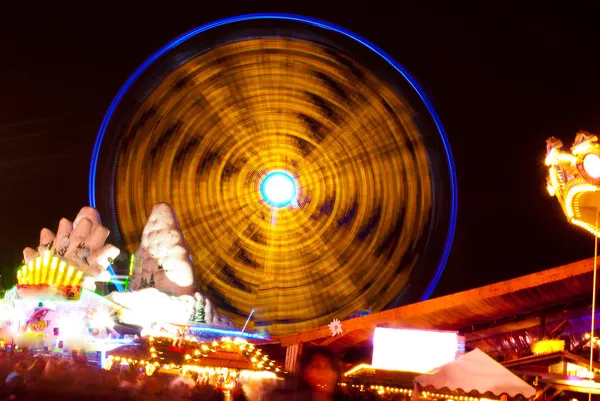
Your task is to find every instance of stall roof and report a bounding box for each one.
[415,349,536,398]
[275,257,596,350]
[344,365,418,387]
[108,335,281,372]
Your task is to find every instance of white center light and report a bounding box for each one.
[260,171,297,207]
[583,153,600,179]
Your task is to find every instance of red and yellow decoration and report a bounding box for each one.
[15,284,81,301]
[16,252,86,288]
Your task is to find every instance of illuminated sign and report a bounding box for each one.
[532,339,565,355]
[372,327,458,373]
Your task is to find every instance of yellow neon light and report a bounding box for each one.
[546,151,577,166]
[63,265,74,286]
[571,219,600,237]
[34,256,41,285]
[565,184,597,218]
[345,363,375,376]
[532,339,565,354]
[71,271,83,286]
[129,254,135,276]
[549,166,560,194]
[41,251,50,284]
[16,253,90,289]
[55,261,66,286]
[545,148,557,165]
[572,141,596,156]
[48,256,58,285]
[27,261,33,284]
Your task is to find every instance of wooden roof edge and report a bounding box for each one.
[275,257,597,346]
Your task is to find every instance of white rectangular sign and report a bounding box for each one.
[372,327,458,373]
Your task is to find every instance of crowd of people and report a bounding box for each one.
[0,347,408,401]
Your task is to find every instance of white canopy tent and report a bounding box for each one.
[414,348,535,398]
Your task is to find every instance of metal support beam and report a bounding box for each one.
[534,384,552,401]
[541,312,547,339]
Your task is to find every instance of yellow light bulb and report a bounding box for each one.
[63,265,74,286]
[48,256,58,285]
[34,256,41,284]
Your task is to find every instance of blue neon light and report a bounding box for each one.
[188,326,269,340]
[88,13,458,301]
[107,264,124,292]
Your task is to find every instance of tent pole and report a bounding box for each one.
[589,209,599,401]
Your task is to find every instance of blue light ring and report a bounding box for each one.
[89,13,458,301]
[188,325,269,340]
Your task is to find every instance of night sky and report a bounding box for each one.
[1,5,599,298]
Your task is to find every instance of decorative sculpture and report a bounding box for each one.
[18,204,234,329]
[106,203,234,328]
[328,318,343,337]
[129,203,195,296]
[22,206,120,290]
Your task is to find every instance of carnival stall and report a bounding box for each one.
[0,256,121,353]
[414,349,536,400]
[106,334,280,399]
[341,328,465,397]
[0,204,273,378]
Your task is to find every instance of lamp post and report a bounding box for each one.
[545,132,600,400]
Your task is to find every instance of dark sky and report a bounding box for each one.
[1,4,599,297]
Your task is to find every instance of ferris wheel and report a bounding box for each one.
[89,14,457,335]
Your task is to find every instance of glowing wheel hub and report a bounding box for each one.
[260,171,297,208]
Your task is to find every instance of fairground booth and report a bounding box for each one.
[106,335,280,387]
[271,256,600,400]
[0,252,127,362]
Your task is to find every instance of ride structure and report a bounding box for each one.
[89,13,458,335]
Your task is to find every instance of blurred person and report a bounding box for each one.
[191,380,216,400]
[57,359,72,379]
[231,382,249,401]
[169,374,196,399]
[212,388,225,401]
[117,368,140,399]
[68,350,80,368]
[269,347,347,401]
[300,347,347,401]
[137,371,162,397]
[4,362,27,401]
[24,357,45,384]
[41,357,59,381]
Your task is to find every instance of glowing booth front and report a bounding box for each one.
[0,284,119,352]
[344,328,463,396]
[106,335,280,399]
